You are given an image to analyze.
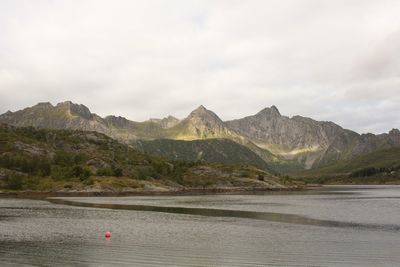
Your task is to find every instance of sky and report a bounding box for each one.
[0,0,399,134]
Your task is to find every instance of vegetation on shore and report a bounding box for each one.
[0,124,292,192]
[293,148,400,184]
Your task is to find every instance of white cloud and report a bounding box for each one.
[0,0,399,133]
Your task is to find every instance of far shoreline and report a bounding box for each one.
[0,186,308,199]
[3,182,397,199]
[2,184,399,199]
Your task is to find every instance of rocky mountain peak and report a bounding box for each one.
[57,101,92,119]
[271,105,280,115]
[188,105,222,122]
[388,128,400,145]
[105,115,130,128]
[174,105,236,140]
[56,100,73,107]
[186,105,224,126]
[190,105,207,114]
[389,128,400,135]
[36,102,53,108]
[257,105,281,118]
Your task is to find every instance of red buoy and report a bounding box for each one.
[105,231,111,238]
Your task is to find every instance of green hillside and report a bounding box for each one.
[0,124,292,192]
[293,148,400,184]
[132,138,271,170]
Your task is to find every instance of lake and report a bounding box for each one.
[1,186,400,266]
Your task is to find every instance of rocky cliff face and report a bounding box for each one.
[225,106,400,168]
[225,106,346,149]
[1,101,398,171]
[225,106,349,167]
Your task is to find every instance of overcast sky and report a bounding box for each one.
[0,0,399,134]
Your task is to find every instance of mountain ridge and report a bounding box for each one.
[1,101,398,172]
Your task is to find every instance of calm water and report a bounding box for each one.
[1,186,400,266]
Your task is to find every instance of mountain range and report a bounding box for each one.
[1,101,399,173]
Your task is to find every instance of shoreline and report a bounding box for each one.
[0,186,307,198]
[2,184,398,199]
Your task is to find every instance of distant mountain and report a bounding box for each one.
[165,105,244,140]
[1,101,399,173]
[0,101,108,133]
[226,106,400,169]
[0,101,166,141]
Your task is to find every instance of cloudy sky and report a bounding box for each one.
[0,0,399,134]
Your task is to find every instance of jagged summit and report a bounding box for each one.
[195,104,206,111]
[36,102,53,107]
[187,105,222,122]
[256,105,281,117]
[189,105,208,115]
[56,101,92,119]
[170,105,240,140]
[390,128,400,135]
[271,105,280,115]
[56,100,73,106]
[105,115,131,128]
[186,105,223,125]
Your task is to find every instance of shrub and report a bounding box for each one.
[113,167,123,177]
[80,167,91,181]
[350,167,378,178]
[96,167,113,176]
[5,173,24,190]
[83,178,94,186]
[240,171,250,178]
[51,165,72,180]
[71,165,91,180]
[137,166,159,180]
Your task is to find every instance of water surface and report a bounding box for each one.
[1,186,400,266]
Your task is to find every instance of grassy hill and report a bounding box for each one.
[0,124,292,192]
[293,148,400,184]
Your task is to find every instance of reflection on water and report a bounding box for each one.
[48,198,400,232]
[1,186,400,266]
